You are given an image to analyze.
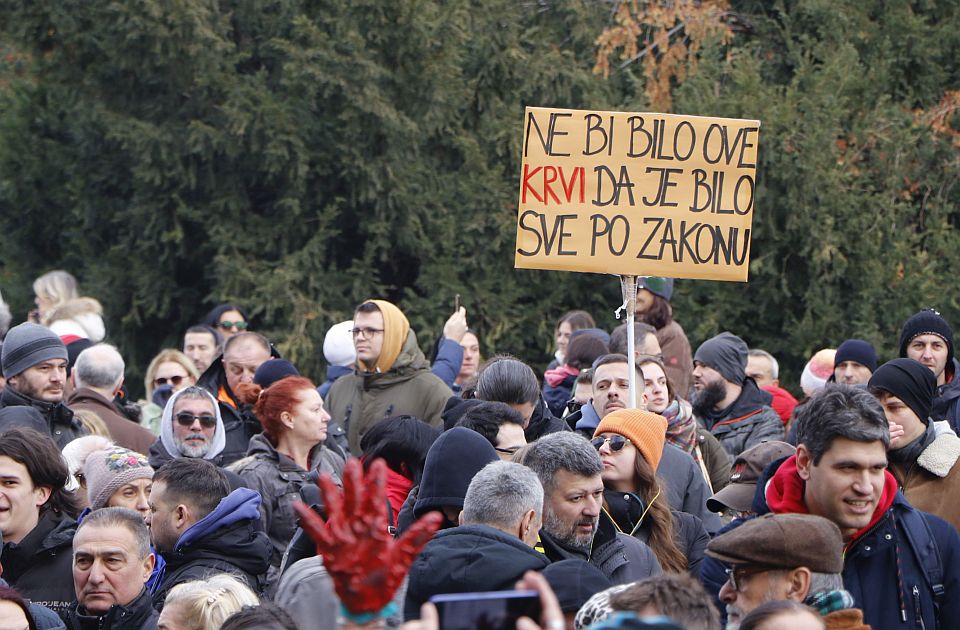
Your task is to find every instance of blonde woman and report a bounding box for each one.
[32,269,106,342]
[141,349,200,434]
[158,574,259,630]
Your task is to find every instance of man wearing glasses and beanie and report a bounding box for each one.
[325,299,452,455]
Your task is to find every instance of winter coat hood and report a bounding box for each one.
[174,487,262,551]
[45,297,105,343]
[159,387,226,461]
[414,427,498,518]
[358,299,410,374]
[403,524,550,620]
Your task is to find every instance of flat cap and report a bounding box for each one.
[706,440,796,513]
[705,513,844,573]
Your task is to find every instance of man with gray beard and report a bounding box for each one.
[148,386,232,468]
[522,432,661,584]
[691,332,783,458]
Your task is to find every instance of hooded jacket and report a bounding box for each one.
[1,510,77,615]
[696,379,784,457]
[196,349,280,465]
[147,388,227,468]
[539,512,662,585]
[44,298,106,343]
[326,327,452,455]
[413,427,498,520]
[889,431,960,531]
[152,488,271,609]
[228,434,345,572]
[403,524,551,620]
[64,587,158,630]
[0,386,86,449]
[701,454,960,630]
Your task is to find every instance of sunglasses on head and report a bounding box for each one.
[154,375,186,388]
[219,320,248,330]
[591,435,630,452]
[175,411,217,429]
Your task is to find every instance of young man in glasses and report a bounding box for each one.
[67,344,155,453]
[705,513,862,629]
[325,299,453,455]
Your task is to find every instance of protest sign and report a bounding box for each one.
[515,107,760,282]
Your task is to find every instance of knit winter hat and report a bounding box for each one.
[84,447,154,510]
[253,358,300,388]
[594,408,668,472]
[800,348,836,397]
[868,358,937,425]
[694,332,748,384]
[1,322,68,378]
[638,277,674,302]
[899,308,954,365]
[323,320,356,367]
[834,339,878,373]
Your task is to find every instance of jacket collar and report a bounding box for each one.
[916,433,960,478]
[70,587,156,628]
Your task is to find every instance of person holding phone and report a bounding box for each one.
[592,408,709,576]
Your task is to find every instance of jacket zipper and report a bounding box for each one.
[913,585,925,630]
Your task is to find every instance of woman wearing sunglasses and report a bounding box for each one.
[203,303,250,340]
[593,408,709,576]
[140,349,200,434]
[231,376,345,589]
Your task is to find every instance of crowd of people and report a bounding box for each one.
[0,270,957,629]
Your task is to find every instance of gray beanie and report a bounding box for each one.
[694,331,748,384]
[2,322,68,378]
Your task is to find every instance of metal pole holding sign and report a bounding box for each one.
[620,275,638,409]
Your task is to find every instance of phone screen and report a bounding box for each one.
[430,590,541,630]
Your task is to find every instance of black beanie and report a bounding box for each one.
[253,358,300,388]
[834,339,877,372]
[899,309,954,364]
[694,331,748,384]
[868,358,937,425]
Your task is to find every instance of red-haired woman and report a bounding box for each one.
[230,376,345,584]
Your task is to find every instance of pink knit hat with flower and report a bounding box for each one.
[84,447,154,510]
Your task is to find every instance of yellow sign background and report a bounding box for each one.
[515,106,760,282]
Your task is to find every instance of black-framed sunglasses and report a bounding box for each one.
[591,435,630,452]
[219,320,248,330]
[154,375,186,388]
[175,411,217,429]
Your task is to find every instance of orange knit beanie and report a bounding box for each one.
[594,408,668,471]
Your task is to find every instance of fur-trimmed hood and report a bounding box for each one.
[45,297,105,342]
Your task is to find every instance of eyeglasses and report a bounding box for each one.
[175,411,217,429]
[724,566,772,592]
[219,320,248,331]
[495,445,523,455]
[154,375,186,388]
[351,327,384,339]
[591,435,630,452]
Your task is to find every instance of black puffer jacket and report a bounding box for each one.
[0,387,86,449]
[152,488,271,610]
[403,524,550,620]
[64,587,158,629]
[1,511,77,615]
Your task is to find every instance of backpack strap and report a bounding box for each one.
[898,506,945,626]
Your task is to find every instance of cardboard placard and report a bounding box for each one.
[515,107,760,282]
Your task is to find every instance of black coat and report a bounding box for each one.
[64,588,158,630]
[1,511,77,616]
[145,440,248,491]
[196,354,276,466]
[403,524,550,620]
[0,387,86,449]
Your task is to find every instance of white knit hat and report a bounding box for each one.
[323,320,356,367]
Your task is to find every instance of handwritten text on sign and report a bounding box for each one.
[514,107,760,282]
